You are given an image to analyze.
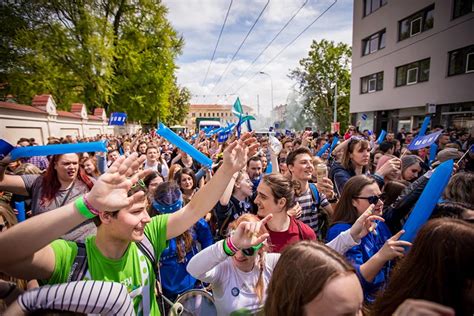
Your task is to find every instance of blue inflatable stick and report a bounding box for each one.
[14,201,26,222]
[266,161,272,174]
[429,143,438,165]
[328,136,339,155]
[376,130,387,144]
[418,116,431,136]
[400,159,453,243]
[316,143,330,157]
[0,139,14,158]
[10,141,107,160]
[157,123,213,168]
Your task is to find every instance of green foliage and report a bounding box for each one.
[164,82,191,126]
[290,39,351,132]
[0,0,184,123]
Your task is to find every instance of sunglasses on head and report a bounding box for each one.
[131,179,146,189]
[355,194,384,205]
[242,243,264,256]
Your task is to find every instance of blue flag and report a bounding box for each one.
[236,114,242,138]
[408,131,442,151]
[109,112,127,126]
[418,116,431,136]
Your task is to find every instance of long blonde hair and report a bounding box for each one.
[228,213,269,303]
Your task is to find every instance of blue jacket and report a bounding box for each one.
[327,222,393,303]
[159,218,213,299]
[329,162,384,196]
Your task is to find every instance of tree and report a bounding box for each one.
[0,0,183,123]
[164,81,191,126]
[290,39,351,133]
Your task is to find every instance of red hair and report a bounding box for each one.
[41,154,94,206]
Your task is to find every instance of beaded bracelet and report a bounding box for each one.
[75,196,97,219]
[83,194,100,216]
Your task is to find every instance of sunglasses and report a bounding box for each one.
[131,179,146,189]
[242,243,264,256]
[354,194,384,205]
[278,157,287,164]
[0,221,8,231]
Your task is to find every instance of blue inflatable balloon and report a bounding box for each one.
[328,136,339,155]
[266,161,272,174]
[429,143,438,165]
[10,141,107,160]
[0,139,14,158]
[418,116,431,136]
[316,142,330,157]
[157,123,213,168]
[400,159,453,243]
[14,201,26,222]
[376,130,387,144]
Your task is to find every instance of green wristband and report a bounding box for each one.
[223,239,236,256]
[75,196,96,219]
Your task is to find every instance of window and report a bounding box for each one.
[360,71,384,94]
[395,58,430,87]
[453,0,474,19]
[364,0,387,17]
[398,4,435,41]
[362,29,386,56]
[448,44,474,76]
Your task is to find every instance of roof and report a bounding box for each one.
[71,103,84,113]
[31,94,51,107]
[0,101,46,114]
[57,110,81,119]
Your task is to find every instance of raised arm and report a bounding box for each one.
[166,134,258,239]
[0,153,150,280]
[0,155,29,196]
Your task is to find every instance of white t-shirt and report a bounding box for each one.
[187,241,280,315]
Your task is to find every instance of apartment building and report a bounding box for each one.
[350,0,474,133]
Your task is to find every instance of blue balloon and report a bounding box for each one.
[400,159,454,243]
[429,143,438,165]
[14,201,26,222]
[157,123,213,168]
[0,139,14,158]
[328,136,339,155]
[266,161,272,174]
[10,141,107,160]
[376,130,387,144]
[316,142,330,157]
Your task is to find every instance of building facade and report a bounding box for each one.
[0,94,139,145]
[182,103,255,131]
[350,0,474,133]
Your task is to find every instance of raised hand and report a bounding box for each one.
[230,214,272,250]
[222,133,258,173]
[85,153,152,212]
[287,202,302,218]
[316,177,335,200]
[377,230,412,261]
[349,204,385,242]
[393,299,454,316]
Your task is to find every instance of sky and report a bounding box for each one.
[162,0,353,117]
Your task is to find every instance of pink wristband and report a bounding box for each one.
[226,237,239,252]
[83,194,100,216]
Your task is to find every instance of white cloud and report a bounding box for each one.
[164,0,353,119]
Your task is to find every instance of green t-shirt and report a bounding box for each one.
[46,214,169,316]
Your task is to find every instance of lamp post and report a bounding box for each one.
[259,71,274,111]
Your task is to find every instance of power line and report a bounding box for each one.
[201,0,233,86]
[210,0,270,93]
[231,0,338,95]
[216,0,309,96]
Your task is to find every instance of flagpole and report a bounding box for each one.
[457,145,473,164]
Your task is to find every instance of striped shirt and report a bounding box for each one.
[295,187,329,235]
[18,281,135,315]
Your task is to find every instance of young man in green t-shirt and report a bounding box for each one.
[0,135,257,315]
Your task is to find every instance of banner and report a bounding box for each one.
[408,131,442,151]
[109,112,127,126]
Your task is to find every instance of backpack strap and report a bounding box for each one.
[136,234,158,277]
[67,242,88,282]
[309,183,320,205]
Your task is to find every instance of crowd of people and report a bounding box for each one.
[0,122,473,315]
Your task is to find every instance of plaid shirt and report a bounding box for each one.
[24,156,49,170]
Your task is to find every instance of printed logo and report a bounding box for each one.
[231,287,240,297]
